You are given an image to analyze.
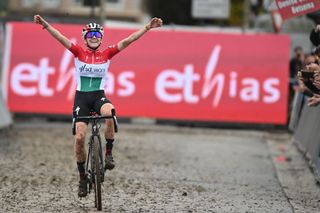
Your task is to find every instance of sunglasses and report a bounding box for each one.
[85,31,102,39]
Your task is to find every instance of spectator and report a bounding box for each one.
[313,45,320,64]
[296,55,320,106]
[290,46,304,81]
[305,53,316,65]
[297,54,320,95]
[296,65,316,97]
[307,62,320,106]
[310,25,320,46]
[289,26,320,129]
[288,46,305,118]
[288,53,314,130]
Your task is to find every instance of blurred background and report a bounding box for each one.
[0,1,320,212]
[1,0,320,127]
[0,0,318,48]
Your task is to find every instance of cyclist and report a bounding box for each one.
[34,15,163,197]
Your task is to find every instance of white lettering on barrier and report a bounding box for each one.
[263,79,280,103]
[11,58,54,96]
[156,65,200,104]
[240,78,259,102]
[155,45,281,107]
[10,44,281,108]
[201,45,224,107]
[105,72,135,97]
[156,69,184,103]
[117,71,135,96]
[38,58,55,96]
[105,72,115,95]
[10,48,136,99]
[229,71,237,98]
[184,64,200,103]
[57,44,76,100]
[11,63,38,96]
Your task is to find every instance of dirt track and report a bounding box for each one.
[0,121,319,213]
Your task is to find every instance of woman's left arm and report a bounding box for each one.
[117,17,163,51]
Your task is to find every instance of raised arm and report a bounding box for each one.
[117,17,163,51]
[34,14,72,49]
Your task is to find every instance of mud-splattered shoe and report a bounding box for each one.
[78,179,88,197]
[104,155,115,170]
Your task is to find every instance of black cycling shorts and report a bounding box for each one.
[73,90,112,123]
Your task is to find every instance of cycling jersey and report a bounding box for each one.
[69,43,120,92]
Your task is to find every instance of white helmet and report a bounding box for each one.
[82,23,104,39]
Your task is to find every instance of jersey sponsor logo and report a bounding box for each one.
[76,60,107,78]
[79,64,105,74]
[75,106,80,115]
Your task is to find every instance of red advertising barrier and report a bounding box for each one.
[275,0,320,20]
[2,22,290,124]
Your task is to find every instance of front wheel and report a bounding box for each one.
[93,136,102,210]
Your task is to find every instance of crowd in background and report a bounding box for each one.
[289,25,320,109]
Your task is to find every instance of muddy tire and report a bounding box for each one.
[93,136,102,211]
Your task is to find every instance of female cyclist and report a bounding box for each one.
[34,14,163,197]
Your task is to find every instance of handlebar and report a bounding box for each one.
[72,108,118,135]
[75,115,114,121]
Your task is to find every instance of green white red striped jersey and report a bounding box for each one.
[69,43,120,92]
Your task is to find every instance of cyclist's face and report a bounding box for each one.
[84,31,102,49]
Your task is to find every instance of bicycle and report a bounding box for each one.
[72,108,118,211]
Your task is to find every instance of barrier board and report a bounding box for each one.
[2,22,290,124]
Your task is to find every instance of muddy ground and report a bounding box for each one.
[0,121,319,213]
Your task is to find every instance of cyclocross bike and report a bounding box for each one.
[72,108,118,211]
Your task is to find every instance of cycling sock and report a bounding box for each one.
[105,138,114,155]
[77,161,86,180]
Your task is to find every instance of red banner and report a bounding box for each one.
[275,0,320,20]
[2,22,290,124]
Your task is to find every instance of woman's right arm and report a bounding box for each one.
[34,14,72,49]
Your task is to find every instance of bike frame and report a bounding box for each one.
[86,119,104,187]
[72,108,118,210]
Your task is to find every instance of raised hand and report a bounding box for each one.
[34,15,48,28]
[147,18,163,29]
[308,94,320,107]
[313,79,320,89]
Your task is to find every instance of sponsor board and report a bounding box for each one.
[2,22,290,124]
[275,0,320,20]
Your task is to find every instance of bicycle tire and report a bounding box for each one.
[93,136,102,210]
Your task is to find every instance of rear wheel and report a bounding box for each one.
[93,136,102,210]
